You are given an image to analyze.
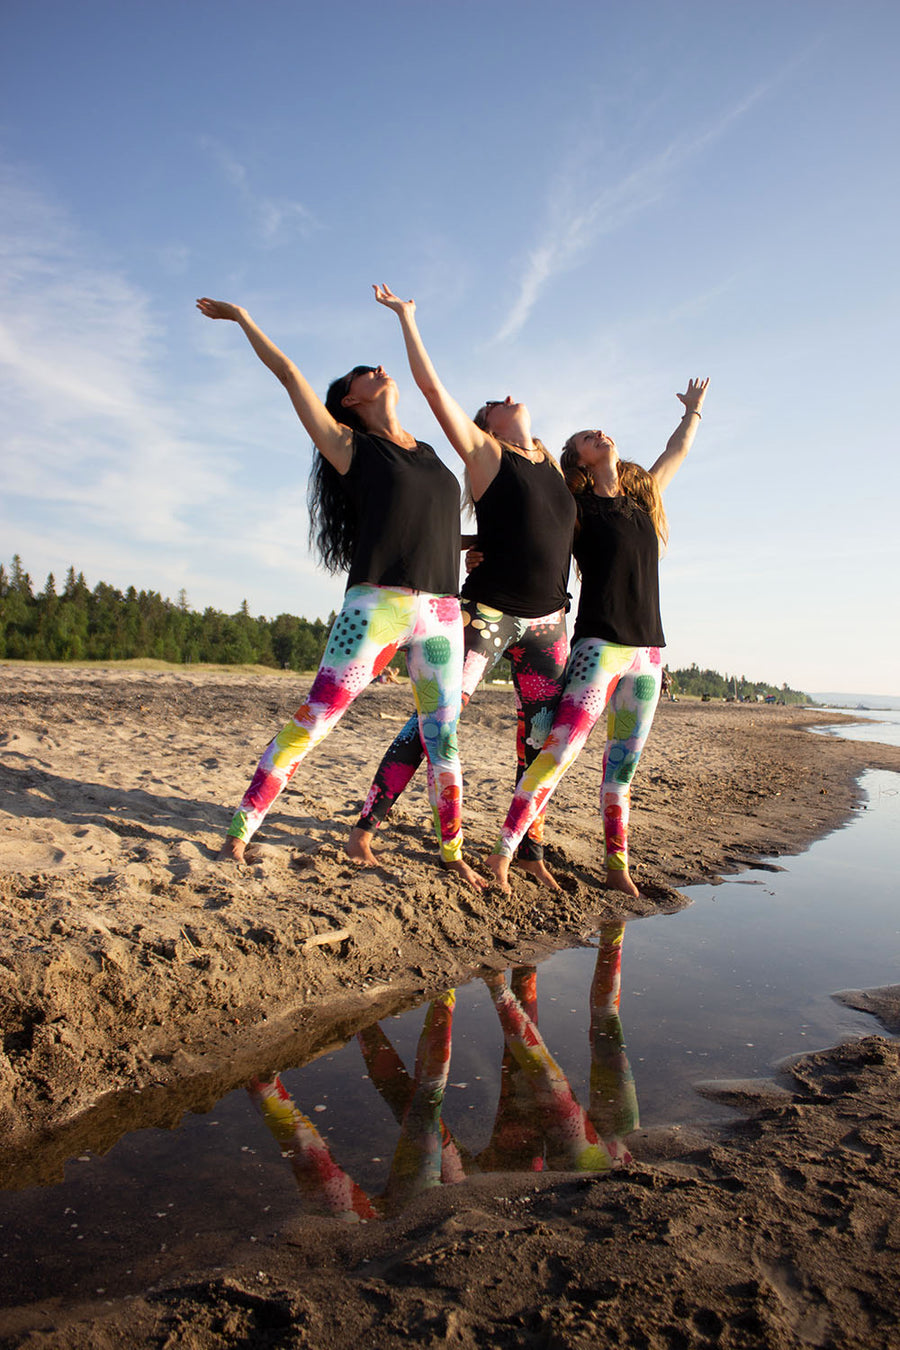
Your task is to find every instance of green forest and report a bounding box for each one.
[0,555,809,701]
[0,555,330,670]
[665,664,808,705]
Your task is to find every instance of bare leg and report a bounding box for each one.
[513,857,561,891]
[486,853,512,892]
[346,825,379,866]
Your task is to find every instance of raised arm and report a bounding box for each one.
[372,285,500,485]
[196,299,354,474]
[649,378,709,493]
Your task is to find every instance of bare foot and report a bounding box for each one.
[513,857,561,891]
[346,826,379,866]
[482,970,506,991]
[218,836,246,863]
[485,853,512,893]
[605,867,640,898]
[443,858,488,891]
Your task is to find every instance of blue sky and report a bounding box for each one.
[1,0,898,694]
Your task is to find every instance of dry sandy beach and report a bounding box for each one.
[1,664,900,1348]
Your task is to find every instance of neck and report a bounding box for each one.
[503,411,534,453]
[363,411,415,446]
[591,463,620,497]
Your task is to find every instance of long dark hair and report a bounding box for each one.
[307,366,375,574]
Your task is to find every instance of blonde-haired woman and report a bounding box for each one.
[487,378,709,896]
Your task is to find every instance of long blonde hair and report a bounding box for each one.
[560,437,669,550]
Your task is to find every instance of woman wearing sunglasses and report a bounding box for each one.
[196,296,483,889]
[348,286,576,887]
[486,378,709,897]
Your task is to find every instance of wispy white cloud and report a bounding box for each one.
[198,136,319,247]
[492,82,774,344]
[0,168,223,539]
[0,160,348,616]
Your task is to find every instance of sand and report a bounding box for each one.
[1,663,899,1347]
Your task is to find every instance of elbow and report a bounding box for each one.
[277,359,300,388]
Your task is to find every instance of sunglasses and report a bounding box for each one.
[476,399,507,428]
[341,365,377,398]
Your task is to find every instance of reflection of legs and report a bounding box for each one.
[226,587,417,847]
[382,991,459,1214]
[484,974,615,1172]
[248,1076,377,1222]
[599,650,662,888]
[588,923,639,1159]
[358,1014,467,1183]
[478,967,544,1173]
[509,613,569,873]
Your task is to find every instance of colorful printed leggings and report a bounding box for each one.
[227,584,465,862]
[357,598,568,861]
[590,922,640,1143]
[484,974,619,1171]
[247,991,458,1221]
[495,639,663,870]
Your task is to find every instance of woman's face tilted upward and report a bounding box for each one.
[571,428,618,471]
[478,396,531,440]
[342,365,397,421]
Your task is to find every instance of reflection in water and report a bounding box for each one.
[249,923,637,1222]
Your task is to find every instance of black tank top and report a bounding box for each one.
[461,449,575,617]
[572,492,665,647]
[341,431,461,595]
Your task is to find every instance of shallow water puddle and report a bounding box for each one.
[0,770,897,1313]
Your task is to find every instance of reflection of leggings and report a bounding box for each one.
[227,584,465,862]
[357,598,568,861]
[495,639,663,870]
[485,977,616,1171]
[478,967,545,1173]
[248,991,458,1222]
[589,923,639,1144]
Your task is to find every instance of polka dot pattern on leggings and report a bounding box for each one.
[329,608,365,659]
[424,636,452,666]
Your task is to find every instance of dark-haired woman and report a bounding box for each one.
[195,297,483,890]
[487,379,709,896]
[347,286,576,888]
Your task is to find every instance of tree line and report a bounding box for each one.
[667,663,808,704]
[0,556,809,699]
[0,556,330,669]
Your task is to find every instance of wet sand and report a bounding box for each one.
[1,664,899,1347]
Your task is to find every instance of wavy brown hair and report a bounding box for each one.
[560,436,669,550]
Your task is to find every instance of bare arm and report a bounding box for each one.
[372,285,500,491]
[196,298,354,473]
[649,377,709,493]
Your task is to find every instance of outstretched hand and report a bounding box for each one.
[677,377,709,416]
[372,283,415,319]
[196,298,245,322]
